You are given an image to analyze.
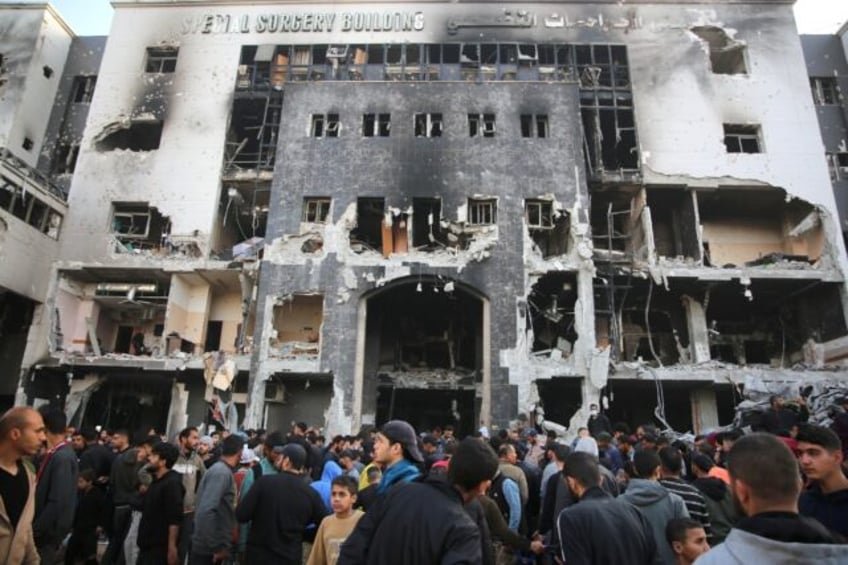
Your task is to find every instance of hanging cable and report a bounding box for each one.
[645,278,663,367]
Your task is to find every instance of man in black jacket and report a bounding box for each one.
[338,437,499,565]
[556,452,656,565]
[137,442,184,565]
[34,407,78,564]
[236,443,328,563]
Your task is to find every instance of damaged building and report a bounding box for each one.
[10,0,848,437]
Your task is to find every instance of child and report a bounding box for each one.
[65,468,108,565]
[307,475,364,565]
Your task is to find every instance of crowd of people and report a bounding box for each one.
[0,393,847,565]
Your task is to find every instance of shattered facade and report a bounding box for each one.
[14,0,848,437]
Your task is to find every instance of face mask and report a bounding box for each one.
[590,409,598,416]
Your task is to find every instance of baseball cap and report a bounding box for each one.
[273,443,307,470]
[380,420,424,463]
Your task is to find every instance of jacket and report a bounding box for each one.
[338,476,482,565]
[34,443,78,546]
[191,460,237,555]
[694,512,848,565]
[621,479,689,565]
[0,461,39,565]
[137,469,185,552]
[174,450,205,513]
[556,486,656,565]
[798,483,848,537]
[110,447,144,508]
[693,477,738,544]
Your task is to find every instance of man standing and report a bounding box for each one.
[34,407,78,564]
[77,426,116,482]
[371,421,422,494]
[795,424,848,537]
[339,437,498,565]
[761,395,807,436]
[0,407,45,564]
[556,452,657,564]
[665,518,709,565]
[587,403,612,438]
[696,433,848,564]
[658,447,712,539]
[137,442,184,565]
[174,426,205,562]
[236,444,328,562]
[190,434,244,565]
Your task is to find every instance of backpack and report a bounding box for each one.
[487,472,510,523]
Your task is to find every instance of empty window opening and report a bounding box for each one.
[0,177,61,238]
[827,152,848,182]
[723,124,761,153]
[468,113,496,137]
[521,114,549,138]
[581,101,638,173]
[302,197,331,223]
[350,197,385,253]
[225,94,282,172]
[414,113,442,137]
[412,198,446,250]
[111,202,170,251]
[271,294,323,357]
[71,75,97,103]
[311,113,339,138]
[698,188,823,268]
[528,273,579,356]
[220,182,269,246]
[21,138,33,151]
[96,120,163,152]
[811,77,840,105]
[42,65,53,78]
[145,46,179,73]
[53,143,80,175]
[691,27,747,75]
[647,189,701,261]
[363,113,390,137]
[467,198,496,225]
[590,188,644,257]
[526,199,569,258]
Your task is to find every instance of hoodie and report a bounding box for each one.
[621,479,689,565]
[310,460,343,511]
[693,477,739,544]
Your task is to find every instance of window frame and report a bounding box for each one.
[525,199,554,229]
[145,47,179,74]
[302,197,332,223]
[467,198,497,226]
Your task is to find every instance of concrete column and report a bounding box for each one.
[683,295,711,364]
[691,387,719,433]
[480,297,491,427]
[352,298,367,432]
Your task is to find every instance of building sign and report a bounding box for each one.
[182,11,425,35]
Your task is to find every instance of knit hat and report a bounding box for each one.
[380,420,424,463]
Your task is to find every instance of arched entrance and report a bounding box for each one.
[352,276,490,436]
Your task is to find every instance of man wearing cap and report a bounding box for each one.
[371,420,423,495]
[236,443,328,563]
[339,438,499,565]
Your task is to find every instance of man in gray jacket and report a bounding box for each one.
[621,448,689,565]
[695,433,848,565]
[189,434,244,565]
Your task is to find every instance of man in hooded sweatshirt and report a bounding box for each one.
[695,433,848,564]
[621,449,689,565]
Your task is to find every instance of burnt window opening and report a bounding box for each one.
[590,191,638,254]
[270,294,323,358]
[723,124,762,154]
[53,143,80,175]
[225,94,282,172]
[350,197,385,252]
[111,202,170,250]
[363,113,390,137]
[412,198,446,250]
[526,199,569,258]
[0,176,62,238]
[302,197,331,223]
[647,189,700,261]
[71,75,97,103]
[467,198,496,226]
[468,113,496,137]
[581,104,638,174]
[145,46,179,73]
[311,113,339,138]
[811,77,840,105]
[826,152,848,182]
[220,182,269,244]
[691,27,747,75]
[21,138,33,151]
[528,273,579,356]
[42,65,53,78]
[96,120,163,152]
[521,114,549,138]
[414,113,442,138]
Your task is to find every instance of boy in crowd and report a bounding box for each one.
[308,476,364,565]
[665,518,709,565]
[65,468,108,565]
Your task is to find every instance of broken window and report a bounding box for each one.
[414,113,442,137]
[647,189,701,261]
[468,113,495,137]
[311,113,339,138]
[467,198,496,225]
[723,124,762,153]
[225,94,281,172]
[526,199,569,258]
[350,197,384,252]
[71,75,97,103]
[528,273,578,356]
[412,197,446,249]
[691,27,747,75]
[145,46,179,73]
[810,77,839,105]
[526,200,553,228]
[363,113,390,137]
[53,143,80,175]
[0,53,6,87]
[826,152,848,182]
[0,176,61,238]
[111,202,170,251]
[270,294,323,357]
[521,114,549,138]
[96,120,163,151]
[302,197,331,223]
[21,138,33,151]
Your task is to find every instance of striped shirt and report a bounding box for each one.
[659,477,713,539]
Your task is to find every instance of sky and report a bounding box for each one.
[20,0,848,37]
